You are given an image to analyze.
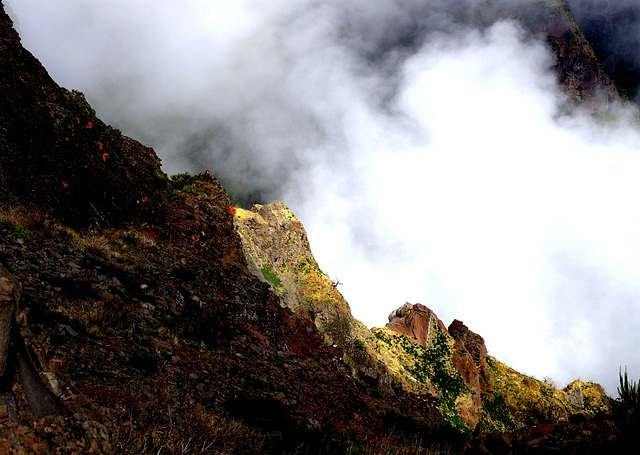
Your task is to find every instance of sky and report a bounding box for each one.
[5,0,640,396]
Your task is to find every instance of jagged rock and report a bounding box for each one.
[0,0,626,451]
[449,319,494,393]
[448,320,488,366]
[387,302,445,347]
[383,303,482,429]
[467,0,620,111]
[382,303,614,433]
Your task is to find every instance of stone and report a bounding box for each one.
[448,319,488,366]
[386,303,437,347]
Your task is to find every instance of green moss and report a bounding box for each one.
[482,393,518,431]
[260,263,282,290]
[10,228,29,240]
[373,329,391,345]
[354,337,367,351]
[417,331,466,397]
[403,329,469,430]
[171,173,197,193]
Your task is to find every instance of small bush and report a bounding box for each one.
[10,228,29,240]
[170,173,197,193]
[618,367,640,413]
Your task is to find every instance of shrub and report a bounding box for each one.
[170,173,197,193]
[618,367,640,414]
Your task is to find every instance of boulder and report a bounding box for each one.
[448,320,488,366]
[386,303,443,347]
[448,319,493,393]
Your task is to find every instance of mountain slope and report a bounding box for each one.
[0,11,165,226]
[0,0,629,453]
[0,4,453,453]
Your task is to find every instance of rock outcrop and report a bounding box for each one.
[382,302,612,432]
[234,202,392,389]
[529,0,620,111]
[449,319,494,394]
[387,303,442,347]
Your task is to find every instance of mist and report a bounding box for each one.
[6,0,640,395]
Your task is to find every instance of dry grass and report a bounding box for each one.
[0,206,81,242]
[113,372,267,455]
[371,435,459,455]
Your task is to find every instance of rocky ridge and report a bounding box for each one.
[234,202,613,435]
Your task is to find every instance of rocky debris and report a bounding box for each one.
[465,416,620,454]
[0,244,115,453]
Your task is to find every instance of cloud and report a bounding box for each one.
[7,0,640,395]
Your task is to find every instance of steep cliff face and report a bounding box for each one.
[530,0,620,110]
[234,202,392,388]
[0,9,166,226]
[566,0,640,99]
[465,0,620,110]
